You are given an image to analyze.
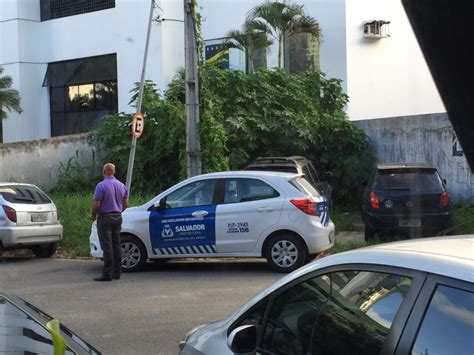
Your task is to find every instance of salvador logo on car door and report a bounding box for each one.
[149,205,217,255]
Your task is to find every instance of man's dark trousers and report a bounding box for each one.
[97,213,122,278]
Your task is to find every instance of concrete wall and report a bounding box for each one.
[0,133,101,191]
[345,0,445,120]
[1,0,184,143]
[356,113,474,202]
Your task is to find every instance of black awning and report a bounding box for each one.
[43,53,117,87]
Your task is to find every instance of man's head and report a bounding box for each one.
[103,163,116,177]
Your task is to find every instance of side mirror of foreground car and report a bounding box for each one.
[227,324,257,354]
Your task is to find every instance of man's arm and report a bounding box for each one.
[91,200,101,221]
[123,198,129,211]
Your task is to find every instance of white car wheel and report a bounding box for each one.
[121,235,147,272]
[266,234,307,273]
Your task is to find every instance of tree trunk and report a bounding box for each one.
[278,37,283,68]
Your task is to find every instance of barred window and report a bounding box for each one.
[40,0,115,21]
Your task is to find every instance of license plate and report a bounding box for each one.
[399,219,421,227]
[31,213,48,223]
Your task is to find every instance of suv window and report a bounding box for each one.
[0,185,51,204]
[260,271,412,355]
[291,177,320,198]
[373,169,444,193]
[165,179,217,208]
[412,285,474,355]
[223,178,279,204]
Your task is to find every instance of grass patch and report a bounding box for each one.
[50,192,154,257]
[331,208,363,232]
[452,205,474,234]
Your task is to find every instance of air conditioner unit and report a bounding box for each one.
[363,20,391,38]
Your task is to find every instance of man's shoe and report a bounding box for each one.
[94,275,112,281]
[113,275,121,280]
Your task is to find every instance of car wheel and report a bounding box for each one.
[31,243,57,258]
[265,234,308,273]
[364,224,376,241]
[121,235,147,272]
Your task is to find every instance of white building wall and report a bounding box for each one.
[344,0,445,120]
[1,0,184,143]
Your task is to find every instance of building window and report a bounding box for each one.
[43,54,118,137]
[40,0,115,21]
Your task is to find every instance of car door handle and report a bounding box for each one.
[192,210,209,218]
[257,207,274,212]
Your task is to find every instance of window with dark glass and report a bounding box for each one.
[223,178,279,204]
[412,285,474,355]
[44,54,118,137]
[40,0,115,21]
[260,270,412,355]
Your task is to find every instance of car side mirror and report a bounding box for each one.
[324,171,333,182]
[227,325,257,354]
[148,198,167,211]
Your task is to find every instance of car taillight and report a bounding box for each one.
[440,192,449,208]
[370,192,380,209]
[2,205,17,223]
[290,198,318,216]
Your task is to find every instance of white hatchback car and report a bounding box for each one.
[179,236,474,355]
[90,171,335,272]
[0,183,62,257]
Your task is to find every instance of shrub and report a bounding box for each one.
[96,66,374,205]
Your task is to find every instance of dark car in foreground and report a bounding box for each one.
[361,163,453,240]
[0,293,100,354]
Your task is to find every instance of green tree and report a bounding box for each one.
[247,0,321,68]
[224,22,273,73]
[0,67,22,119]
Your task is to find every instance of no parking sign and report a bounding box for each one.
[131,112,145,139]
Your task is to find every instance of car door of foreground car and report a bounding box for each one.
[215,178,284,253]
[395,274,474,355]
[227,264,426,355]
[148,178,219,256]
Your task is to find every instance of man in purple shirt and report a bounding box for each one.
[91,163,128,281]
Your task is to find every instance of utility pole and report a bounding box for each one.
[184,0,202,177]
[125,0,155,196]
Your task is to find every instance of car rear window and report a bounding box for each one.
[291,177,320,197]
[246,165,298,173]
[0,185,51,204]
[373,169,444,193]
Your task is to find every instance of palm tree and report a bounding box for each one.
[0,67,22,119]
[224,23,273,73]
[247,0,322,68]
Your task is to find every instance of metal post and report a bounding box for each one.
[184,0,202,177]
[125,0,155,196]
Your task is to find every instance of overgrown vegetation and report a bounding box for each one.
[51,192,154,257]
[97,66,374,205]
[54,150,101,193]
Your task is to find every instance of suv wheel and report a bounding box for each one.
[364,224,376,241]
[265,234,308,273]
[121,235,147,272]
[31,243,57,258]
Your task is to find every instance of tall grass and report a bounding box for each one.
[50,192,155,257]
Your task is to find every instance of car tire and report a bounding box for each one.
[31,243,57,258]
[265,234,308,273]
[121,234,147,272]
[364,224,376,241]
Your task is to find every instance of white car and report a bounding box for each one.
[90,171,335,272]
[179,235,474,355]
[0,183,62,257]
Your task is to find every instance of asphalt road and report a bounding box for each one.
[0,256,281,355]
